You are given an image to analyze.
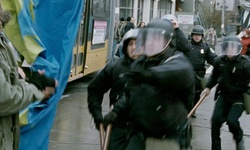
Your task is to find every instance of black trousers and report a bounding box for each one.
[193,77,203,108]
[108,126,129,150]
[211,95,244,150]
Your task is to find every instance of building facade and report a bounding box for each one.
[115,0,199,36]
[115,0,176,25]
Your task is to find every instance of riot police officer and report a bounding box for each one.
[87,29,140,150]
[202,36,249,150]
[178,25,218,118]
[103,19,195,150]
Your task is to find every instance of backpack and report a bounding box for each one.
[119,22,127,39]
[114,26,120,41]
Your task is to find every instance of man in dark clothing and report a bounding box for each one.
[87,29,139,150]
[124,17,135,34]
[177,25,218,118]
[103,19,195,150]
[202,36,249,150]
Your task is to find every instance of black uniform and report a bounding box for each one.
[205,55,250,150]
[178,37,217,110]
[111,49,195,149]
[88,55,133,150]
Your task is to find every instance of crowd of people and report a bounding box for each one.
[88,14,250,150]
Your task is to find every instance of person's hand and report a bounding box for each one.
[18,67,26,79]
[26,69,57,90]
[170,19,179,29]
[43,87,56,99]
[103,111,117,128]
[201,88,210,97]
[93,113,104,130]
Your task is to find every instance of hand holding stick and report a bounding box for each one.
[187,94,207,118]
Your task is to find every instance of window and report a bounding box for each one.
[137,0,144,23]
[158,0,172,18]
[119,0,134,19]
[93,0,106,17]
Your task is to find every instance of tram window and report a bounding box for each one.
[74,34,78,47]
[93,0,105,17]
[78,53,84,66]
[71,54,76,69]
[80,17,84,46]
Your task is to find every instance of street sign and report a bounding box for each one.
[215,0,235,11]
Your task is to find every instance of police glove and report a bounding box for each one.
[93,112,104,130]
[103,111,117,128]
[26,71,56,90]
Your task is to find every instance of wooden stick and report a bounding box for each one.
[103,124,112,150]
[99,123,105,150]
[187,94,207,118]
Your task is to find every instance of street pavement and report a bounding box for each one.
[49,74,250,150]
[49,38,250,150]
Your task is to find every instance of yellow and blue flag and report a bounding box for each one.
[1,0,83,149]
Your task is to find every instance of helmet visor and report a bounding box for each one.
[134,28,173,57]
[221,41,242,56]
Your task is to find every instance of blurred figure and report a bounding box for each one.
[0,6,57,150]
[240,28,250,56]
[114,17,126,43]
[124,17,135,34]
[202,36,249,150]
[88,29,139,150]
[137,21,146,28]
[204,28,217,50]
[113,17,126,60]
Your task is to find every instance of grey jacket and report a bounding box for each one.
[0,32,44,150]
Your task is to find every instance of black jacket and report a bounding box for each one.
[112,50,195,137]
[206,55,250,100]
[124,22,135,34]
[177,34,217,78]
[87,57,133,124]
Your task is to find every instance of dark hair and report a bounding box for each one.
[126,17,131,22]
[137,22,145,28]
[120,17,125,21]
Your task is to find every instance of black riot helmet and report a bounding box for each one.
[221,36,242,57]
[134,19,174,57]
[191,25,204,36]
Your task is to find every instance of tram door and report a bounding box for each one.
[69,15,86,82]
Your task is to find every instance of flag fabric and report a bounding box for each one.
[1,0,83,149]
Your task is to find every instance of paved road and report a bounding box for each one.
[48,72,250,150]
